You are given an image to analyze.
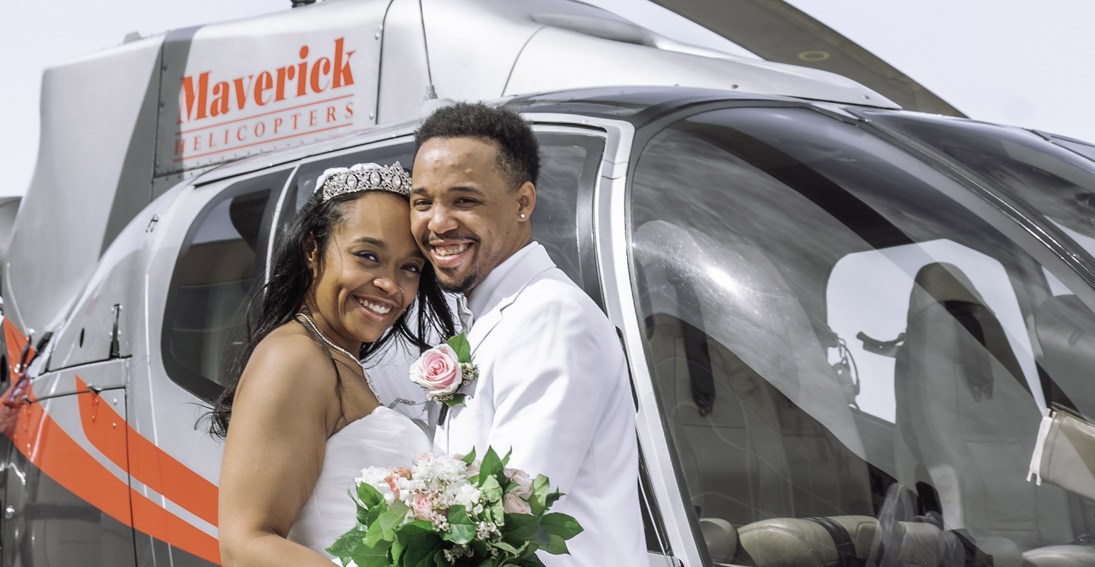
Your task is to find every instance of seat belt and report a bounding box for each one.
[808,517,862,567]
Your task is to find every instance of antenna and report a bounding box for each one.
[418,0,437,100]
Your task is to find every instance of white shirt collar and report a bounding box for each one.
[465,241,551,320]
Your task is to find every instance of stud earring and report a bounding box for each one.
[520,213,527,219]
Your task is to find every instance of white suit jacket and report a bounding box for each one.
[434,243,646,567]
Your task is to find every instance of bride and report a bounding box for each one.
[210,163,455,566]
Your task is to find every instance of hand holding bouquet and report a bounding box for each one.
[327,447,582,567]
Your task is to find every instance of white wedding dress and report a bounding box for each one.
[287,405,431,558]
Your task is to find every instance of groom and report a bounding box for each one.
[410,102,646,566]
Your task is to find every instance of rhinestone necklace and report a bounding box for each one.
[295,312,378,397]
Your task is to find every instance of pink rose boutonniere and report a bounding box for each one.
[410,333,478,407]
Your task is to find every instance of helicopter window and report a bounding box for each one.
[528,133,604,298]
[828,240,1042,423]
[629,106,1095,567]
[863,112,1095,266]
[163,172,286,402]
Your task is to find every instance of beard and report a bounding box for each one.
[436,264,484,295]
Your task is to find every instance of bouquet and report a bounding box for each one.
[327,447,582,567]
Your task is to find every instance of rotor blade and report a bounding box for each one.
[650,0,965,117]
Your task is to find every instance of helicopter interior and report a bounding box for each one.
[628,104,1095,566]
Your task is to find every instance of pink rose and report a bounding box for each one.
[504,468,533,499]
[503,491,531,515]
[412,493,435,521]
[409,345,461,399]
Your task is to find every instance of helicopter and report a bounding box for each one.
[2,0,1095,566]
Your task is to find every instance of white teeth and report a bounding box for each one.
[434,244,468,257]
[356,297,392,315]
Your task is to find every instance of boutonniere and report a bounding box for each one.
[409,333,478,407]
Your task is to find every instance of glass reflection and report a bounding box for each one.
[630,106,1095,567]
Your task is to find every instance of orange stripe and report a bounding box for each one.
[0,322,222,564]
[131,490,221,564]
[77,376,219,527]
[10,385,134,525]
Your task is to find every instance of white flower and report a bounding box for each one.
[356,466,389,487]
[356,466,395,503]
[447,482,482,509]
[415,454,468,486]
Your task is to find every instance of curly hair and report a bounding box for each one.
[415,102,540,189]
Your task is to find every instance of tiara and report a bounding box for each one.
[316,162,412,201]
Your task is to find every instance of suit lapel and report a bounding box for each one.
[466,264,554,357]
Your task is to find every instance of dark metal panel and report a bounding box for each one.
[2,447,136,566]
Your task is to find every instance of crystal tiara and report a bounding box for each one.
[316,162,412,201]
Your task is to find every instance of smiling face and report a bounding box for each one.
[410,136,535,295]
[306,192,425,351]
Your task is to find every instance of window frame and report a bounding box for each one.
[161,170,289,402]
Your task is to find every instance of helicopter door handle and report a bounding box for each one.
[109,304,121,359]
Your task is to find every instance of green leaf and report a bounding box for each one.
[395,520,438,552]
[493,540,524,555]
[540,512,583,540]
[500,512,539,545]
[379,501,410,538]
[480,447,504,482]
[479,475,504,522]
[349,539,392,567]
[445,505,477,544]
[461,448,477,465]
[517,553,547,567]
[529,475,550,515]
[391,535,404,563]
[545,489,564,509]
[400,530,444,567]
[397,520,436,535]
[364,501,407,546]
[363,516,385,547]
[532,526,570,556]
[443,393,467,407]
[470,539,490,557]
[357,481,385,509]
[447,333,472,361]
[326,526,368,559]
[360,502,383,528]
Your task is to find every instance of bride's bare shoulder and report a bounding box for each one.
[238,323,338,394]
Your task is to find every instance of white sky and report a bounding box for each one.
[2,0,1094,197]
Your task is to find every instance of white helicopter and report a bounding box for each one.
[3,0,1095,566]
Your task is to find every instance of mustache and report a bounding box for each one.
[423,233,480,246]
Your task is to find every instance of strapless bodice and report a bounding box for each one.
[287,406,431,557]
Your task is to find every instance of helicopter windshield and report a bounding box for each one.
[861,110,1095,267]
[628,105,1095,565]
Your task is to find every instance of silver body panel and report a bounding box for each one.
[5,0,893,337]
